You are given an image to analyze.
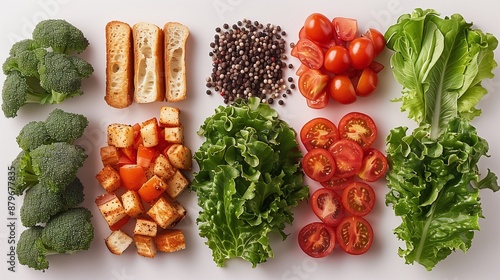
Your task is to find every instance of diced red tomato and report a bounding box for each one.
[136,146,156,168]
[138,176,167,203]
[119,164,147,190]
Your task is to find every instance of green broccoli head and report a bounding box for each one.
[16,226,50,271]
[44,108,89,143]
[3,39,40,77]
[16,121,52,151]
[32,19,89,54]
[2,72,46,118]
[20,178,85,227]
[10,150,38,195]
[30,142,87,193]
[41,207,94,253]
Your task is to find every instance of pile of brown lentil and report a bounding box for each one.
[206,19,294,105]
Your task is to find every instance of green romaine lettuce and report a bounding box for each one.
[191,97,309,267]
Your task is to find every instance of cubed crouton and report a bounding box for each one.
[107,123,135,148]
[121,190,144,218]
[140,118,160,147]
[138,175,168,203]
[170,199,187,225]
[146,196,180,229]
[134,234,157,258]
[100,146,121,167]
[95,193,129,228]
[166,144,192,170]
[164,126,183,144]
[154,229,186,253]
[159,106,181,127]
[153,154,177,180]
[96,165,122,193]
[133,218,158,237]
[165,170,190,199]
[105,230,133,255]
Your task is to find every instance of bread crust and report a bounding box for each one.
[164,22,189,102]
[105,21,134,108]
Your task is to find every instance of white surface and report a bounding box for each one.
[1,0,499,279]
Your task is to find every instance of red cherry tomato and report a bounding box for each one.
[323,45,351,74]
[304,13,334,43]
[357,148,388,182]
[293,38,325,70]
[298,222,336,258]
[328,139,364,178]
[328,75,356,104]
[336,216,373,255]
[320,176,354,192]
[342,182,375,217]
[332,17,358,42]
[338,112,378,150]
[348,37,375,70]
[296,63,311,76]
[298,69,330,101]
[300,117,339,151]
[365,28,386,56]
[306,92,329,109]
[310,188,344,226]
[356,68,378,97]
[368,61,384,73]
[302,148,336,182]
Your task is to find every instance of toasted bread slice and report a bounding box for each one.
[105,21,134,108]
[132,22,164,103]
[164,22,189,102]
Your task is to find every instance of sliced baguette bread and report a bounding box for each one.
[164,22,189,102]
[105,21,134,108]
[132,22,165,103]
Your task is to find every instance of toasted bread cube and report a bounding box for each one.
[159,106,180,127]
[166,144,192,170]
[105,230,133,255]
[164,126,183,144]
[100,146,121,166]
[134,234,157,258]
[108,123,134,148]
[95,193,128,228]
[155,229,186,253]
[96,165,122,193]
[170,199,187,225]
[138,175,168,203]
[153,154,177,180]
[121,190,144,218]
[134,218,158,237]
[146,196,180,229]
[140,118,160,147]
[165,170,190,199]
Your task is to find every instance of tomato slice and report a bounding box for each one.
[298,222,336,258]
[338,112,378,150]
[306,92,329,109]
[357,148,388,182]
[302,148,336,182]
[298,69,330,101]
[304,13,334,43]
[300,117,339,151]
[332,17,358,42]
[356,68,378,97]
[342,182,375,216]
[320,175,353,192]
[310,188,344,226]
[293,38,324,70]
[328,139,363,178]
[336,216,373,255]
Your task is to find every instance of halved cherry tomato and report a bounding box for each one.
[119,164,147,190]
[310,188,344,226]
[298,69,330,101]
[293,38,324,70]
[328,139,363,178]
[328,75,356,104]
[304,13,334,43]
[358,148,388,182]
[364,28,385,56]
[342,182,375,216]
[332,17,358,42]
[296,63,311,76]
[356,68,378,97]
[323,45,351,74]
[302,148,336,182]
[320,176,353,192]
[306,92,329,109]
[300,117,339,151]
[298,222,336,258]
[338,112,377,150]
[348,37,375,70]
[336,216,373,255]
[368,61,384,73]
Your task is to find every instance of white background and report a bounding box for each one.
[1,0,499,279]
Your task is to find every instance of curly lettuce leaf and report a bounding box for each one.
[191,97,308,267]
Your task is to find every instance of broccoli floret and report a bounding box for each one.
[16,121,51,151]
[10,150,38,195]
[32,19,89,54]
[2,39,39,77]
[16,226,49,271]
[44,108,89,143]
[41,207,94,253]
[20,177,85,227]
[30,142,87,193]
